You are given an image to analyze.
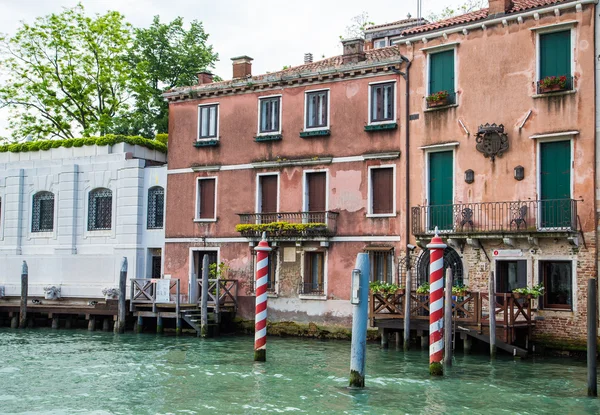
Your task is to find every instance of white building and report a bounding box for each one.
[0,141,166,304]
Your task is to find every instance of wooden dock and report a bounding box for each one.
[370,290,534,357]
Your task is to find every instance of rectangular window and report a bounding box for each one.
[374,39,387,48]
[369,250,393,283]
[198,104,218,139]
[496,260,527,293]
[370,167,394,215]
[370,82,395,123]
[258,174,278,224]
[197,178,216,220]
[305,91,328,129]
[303,252,324,295]
[429,49,455,96]
[541,261,573,310]
[539,30,571,80]
[259,97,281,133]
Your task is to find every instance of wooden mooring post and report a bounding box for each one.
[200,254,209,337]
[444,268,453,367]
[19,261,28,329]
[403,269,412,351]
[587,278,597,397]
[489,270,497,360]
[116,257,128,334]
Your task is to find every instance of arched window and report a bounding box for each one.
[415,247,464,287]
[147,186,164,229]
[32,191,55,232]
[88,188,112,231]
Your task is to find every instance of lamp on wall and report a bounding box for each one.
[465,169,474,184]
[514,165,524,181]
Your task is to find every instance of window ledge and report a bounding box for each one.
[366,213,397,218]
[424,104,459,112]
[300,129,330,138]
[193,219,217,223]
[29,232,54,238]
[194,139,219,147]
[299,294,327,301]
[86,230,113,237]
[532,89,576,99]
[255,134,282,142]
[365,123,398,132]
[267,292,278,298]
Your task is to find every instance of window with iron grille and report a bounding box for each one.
[147,186,164,229]
[259,97,281,133]
[305,90,328,129]
[88,188,112,231]
[252,249,277,293]
[198,104,218,139]
[368,249,393,283]
[32,191,55,232]
[302,251,324,295]
[370,82,395,123]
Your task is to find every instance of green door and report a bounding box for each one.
[429,151,453,231]
[429,50,455,94]
[540,140,571,228]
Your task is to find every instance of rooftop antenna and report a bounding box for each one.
[417,0,423,21]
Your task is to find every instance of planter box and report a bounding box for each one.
[539,84,567,94]
[427,97,449,108]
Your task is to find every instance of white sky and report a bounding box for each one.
[0,0,464,138]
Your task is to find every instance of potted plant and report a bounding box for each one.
[512,283,544,299]
[416,282,430,295]
[452,284,469,296]
[369,282,404,296]
[539,75,568,93]
[426,90,450,108]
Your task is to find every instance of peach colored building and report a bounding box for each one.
[164,0,597,344]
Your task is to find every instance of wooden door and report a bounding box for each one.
[540,140,571,228]
[429,151,453,230]
[307,172,326,222]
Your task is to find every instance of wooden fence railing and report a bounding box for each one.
[130,278,180,315]
[197,279,238,312]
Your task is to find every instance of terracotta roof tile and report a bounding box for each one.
[366,18,425,31]
[402,0,571,36]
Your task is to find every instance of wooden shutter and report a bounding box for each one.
[199,179,216,219]
[429,151,453,230]
[307,172,326,212]
[540,30,571,79]
[260,175,278,213]
[372,168,393,214]
[429,50,455,94]
[540,140,571,227]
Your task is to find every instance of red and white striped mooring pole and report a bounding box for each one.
[427,227,447,375]
[254,232,272,362]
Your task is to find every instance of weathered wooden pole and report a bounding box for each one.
[587,278,597,397]
[136,315,143,333]
[102,318,111,332]
[19,261,28,329]
[117,257,128,334]
[51,315,59,330]
[489,270,497,360]
[404,269,412,351]
[444,268,453,367]
[254,233,272,362]
[156,315,163,333]
[88,316,96,331]
[427,228,446,376]
[380,328,389,349]
[10,313,18,329]
[200,254,210,337]
[349,253,370,388]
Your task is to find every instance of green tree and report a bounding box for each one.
[0,4,133,139]
[340,12,375,40]
[427,0,488,22]
[120,16,218,137]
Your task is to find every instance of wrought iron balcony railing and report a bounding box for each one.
[411,199,578,237]
[300,282,325,296]
[236,211,338,238]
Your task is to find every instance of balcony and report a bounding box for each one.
[236,211,338,240]
[411,199,579,239]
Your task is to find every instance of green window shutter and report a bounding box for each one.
[540,140,571,228]
[429,151,454,230]
[540,30,571,79]
[429,50,455,94]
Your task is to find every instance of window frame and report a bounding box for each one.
[194,176,218,222]
[31,191,55,233]
[197,103,219,140]
[300,249,327,299]
[534,23,576,83]
[87,188,113,231]
[147,186,165,230]
[303,89,330,131]
[367,164,396,217]
[302,169,329,213]
[255,172,280,214]
[539,259,575,311]
[257,94,282,135]
[368,249,395,284]
[374,38,388,48]
[368,80,397,125]
[424,43,458,105]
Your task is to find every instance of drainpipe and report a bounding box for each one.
[400,56,412,269]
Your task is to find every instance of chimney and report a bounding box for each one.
[231,56,253,79]
[304,53,313,64]
[488,0,514,16]
[341,38,366,64]
[197,71,213,85]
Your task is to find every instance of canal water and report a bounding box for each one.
[1,329,599,415]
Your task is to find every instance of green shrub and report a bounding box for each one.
[235,222,328,234]
[0,135,168,154]
[155,133,168,146]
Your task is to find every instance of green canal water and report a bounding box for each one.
[1,329,600,415]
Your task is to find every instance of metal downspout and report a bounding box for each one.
[401,56,412,269]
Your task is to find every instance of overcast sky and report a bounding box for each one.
[0,0,463,138]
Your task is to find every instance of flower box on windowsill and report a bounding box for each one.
[364,123,398,132]
[299,129,330,138]
[538,84,568,94]
[427,98,449,108]
[255,134,282,142]
[194,139,219,147]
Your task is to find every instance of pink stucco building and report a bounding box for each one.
[164,0,597,345]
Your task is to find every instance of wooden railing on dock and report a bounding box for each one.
[197,279,238,312]
[130,278,180,315]
[370,290,532,331]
